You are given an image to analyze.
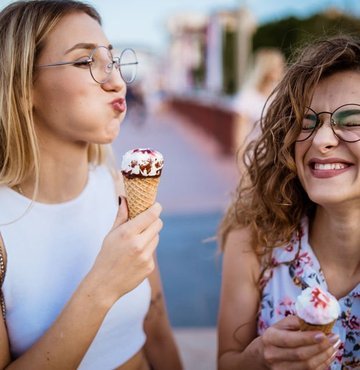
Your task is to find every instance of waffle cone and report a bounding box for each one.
[299,318,336,335]
[123,176,160,219]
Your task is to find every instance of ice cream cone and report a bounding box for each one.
[295,286,340,335]
[298,318,336,335]
[121,148,164,219]
[123,176,160,219]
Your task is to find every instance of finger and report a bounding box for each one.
[142,234,160,258]
[124,202,162,234]
[273,315,301,331]
[138,218,163,249]
[265,335,340,363]
[263,326,332,349]
[141,217,163,236]
[301,341,340,370]
[112,196,129,229]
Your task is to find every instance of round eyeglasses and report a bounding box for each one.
[37,46,138,84]
[297,103,360,143]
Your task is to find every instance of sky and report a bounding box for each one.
[1,0,360,52]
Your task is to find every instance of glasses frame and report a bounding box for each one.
[37,46,138,84]
[296,103,360,143]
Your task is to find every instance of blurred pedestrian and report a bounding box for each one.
[0,1,182,369]
[126,83,147,126]
[233,48,285,149]
[218,35,360,369]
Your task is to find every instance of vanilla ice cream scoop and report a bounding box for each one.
[295,286,340,325]
[121,148,164,178]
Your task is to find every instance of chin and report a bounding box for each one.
[308,191,353,207]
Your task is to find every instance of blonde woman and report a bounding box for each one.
[233,48,285,148]
[0,1,182,369]
[218,36,359,369]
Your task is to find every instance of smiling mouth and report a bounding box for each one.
[312,163,349,170]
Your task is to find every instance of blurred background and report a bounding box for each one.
[2,0,360,368]
[111,2,360,367]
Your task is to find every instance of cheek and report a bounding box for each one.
[295,143,306,182]
[294,141,311,166]
[294,142,308,185]
[294,143,302,167]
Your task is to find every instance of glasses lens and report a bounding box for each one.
[89,46,113,84]
[332,104,360,142]
[119,48,138,84]
[297,109,317,141]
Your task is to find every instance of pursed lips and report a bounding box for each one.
[110,98,126,113]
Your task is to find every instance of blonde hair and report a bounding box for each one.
[244,48,285,93]
[0,0,107,189]
[219,35,360,253]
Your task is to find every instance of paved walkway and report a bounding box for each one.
[113,106,238,370]
[113,107,238,215]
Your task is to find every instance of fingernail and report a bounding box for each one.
[328,334,340,344]
[333,339,341,350]
[314,333,326,342]
[118,196,122,206]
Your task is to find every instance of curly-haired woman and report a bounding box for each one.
[218,36,360,369]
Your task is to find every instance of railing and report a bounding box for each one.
[168,93,243,156]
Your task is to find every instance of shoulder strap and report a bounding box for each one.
[0,235,6,319]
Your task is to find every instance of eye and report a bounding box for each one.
[335,109,360,128]
[302,113,317,130]
[73,57,92,68]
[340,119,360,127]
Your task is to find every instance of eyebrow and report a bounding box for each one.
[64,43,113,54]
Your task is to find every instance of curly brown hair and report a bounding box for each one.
[219,34,360,253]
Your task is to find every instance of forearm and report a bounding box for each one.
[144,335,182,370]
[218,337,268,370]
[143,258,182,369]
[6,272,113,370]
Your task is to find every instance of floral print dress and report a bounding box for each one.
[257,219,360,369]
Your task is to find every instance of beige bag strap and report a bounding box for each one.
[0,235,6,319]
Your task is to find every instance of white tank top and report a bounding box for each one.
[0,165,151,369]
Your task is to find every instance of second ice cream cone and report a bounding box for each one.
[298,318,336,335]
[295,286,340,335]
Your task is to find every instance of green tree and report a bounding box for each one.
[253,10,360,59]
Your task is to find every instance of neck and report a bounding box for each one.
[309,207,360,295]
[19,144,91,204]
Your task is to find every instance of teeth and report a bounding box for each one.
[314,163,346,170]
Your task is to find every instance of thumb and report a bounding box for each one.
[274,315,301,331]
[112,196,129,229]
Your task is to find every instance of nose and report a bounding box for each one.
[311,117,339,148]
[101,66,126,93]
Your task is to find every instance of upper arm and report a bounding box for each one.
[218,227,261,357]
[0,234,11,368]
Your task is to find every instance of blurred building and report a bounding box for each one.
[165,12,208,93]
[165,5,256,96]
